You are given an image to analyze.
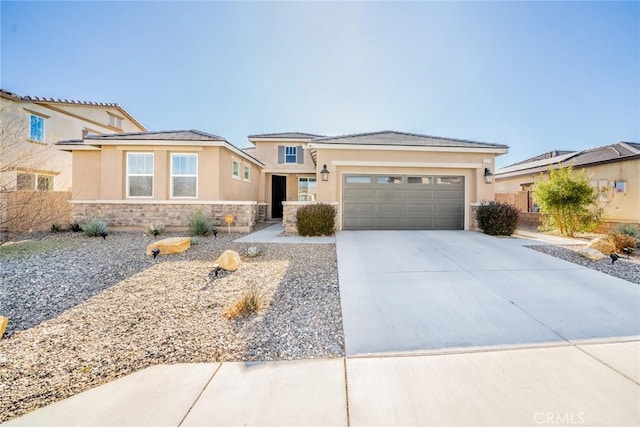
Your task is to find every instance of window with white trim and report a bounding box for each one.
[16,172,53,191]
[243,165,250,182]
[29,114,45,142]
[285,146,297,163]
[232,160,240,179]
[127,153,153,197]
[298,177,317,201]
[171,153,197,198]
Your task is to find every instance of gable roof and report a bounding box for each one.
[309,130,509,150]
[57,130,263,166]
[497,142,640,178]
[1,88,146,131]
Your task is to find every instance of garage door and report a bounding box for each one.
[342,174,464,230]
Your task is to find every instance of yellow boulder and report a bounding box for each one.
[147,237,191,255]
[0,316,8,340]
[213,250,242,272]
[586,237,615,255]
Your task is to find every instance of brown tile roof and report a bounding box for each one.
[310,130,509,149]
[81,130,226,141]
[248,132,325,139]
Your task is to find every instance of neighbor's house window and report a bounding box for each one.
[298,177,317,201]
[244,165,250,182]
[127,153,153,197]
[171,153,197,198]
[108,113,123,128]
[29,114,45,142]
[232,160,240,179]
[16,172,53,191]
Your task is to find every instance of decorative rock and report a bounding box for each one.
[586,237,615,255]
[0,316,7,339]
[146,237,191,256]
[213,250,242,272]
[577,247,606,261]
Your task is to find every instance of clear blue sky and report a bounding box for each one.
[1,1,638,167]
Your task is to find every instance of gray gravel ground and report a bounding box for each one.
[0,230,343,422]
[527,244,640,284]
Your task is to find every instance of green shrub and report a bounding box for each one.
[613,223,639,239]
[475,201,520,236]
[146,223,166,238]
[69,221,82,232]
[296,204,336,236]
[49,223,63,233]
[188,210,213,236]
[82,219,108,237]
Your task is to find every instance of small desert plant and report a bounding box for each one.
[475,201,520,236]
[69,221,82,232]
[188,210,214,236]
[82,219,108,237]
[610,233,638,252]
[612,223,639,239]
[190,236,199,245]
[146,223,166,238]
[246,246,261,257]
[224,288,265,319]
[296,204,336,236]
[49,223,63,233]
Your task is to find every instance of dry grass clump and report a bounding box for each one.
[610,233,638,252]
[224,287,265,319]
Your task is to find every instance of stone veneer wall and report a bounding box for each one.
[71,201,258,232]
[258,203,268,222]
[282,201,340,234]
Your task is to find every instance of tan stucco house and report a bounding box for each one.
[0,89,146,231]
[495,142,640,228]
[59,130,508,232]
[57,130,265,232]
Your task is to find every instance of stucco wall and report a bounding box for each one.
[1,96,143,193]
[496,160,640,222]
[313,148,499,230]
[252,140,316,173]
[72,144,260,203]
[1,191,72,232]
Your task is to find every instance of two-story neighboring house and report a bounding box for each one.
[0,89,146,231]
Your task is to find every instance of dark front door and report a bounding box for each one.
[271,175,287,218]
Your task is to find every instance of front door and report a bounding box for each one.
[271,175,287,218]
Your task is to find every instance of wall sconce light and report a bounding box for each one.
[484,167,494,184]
[320,164,330,182]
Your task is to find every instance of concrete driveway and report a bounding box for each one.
[337,230,640,356]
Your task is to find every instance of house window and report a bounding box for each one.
[298,177,317,201]
[285,146,297,163]
[16,172,53,191]
[127,153,153,197]
[232,160,240,179]
[108,113,122,128]
[29,114,45,142]
[244,165,250,182]
[171,153,197,198]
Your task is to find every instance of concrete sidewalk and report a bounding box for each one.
[234,223,335,244]
[5,340,639,426]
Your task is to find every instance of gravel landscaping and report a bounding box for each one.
[0,230,343,422]
[527,244,640,284]
[2,228,639,423]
